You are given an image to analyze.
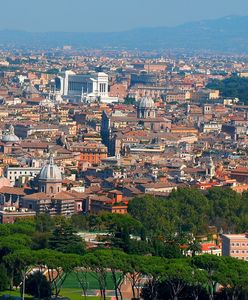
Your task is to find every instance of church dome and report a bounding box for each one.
[139,96,155,109]
[2,125,20,143]
[23,83,39,95]
[39,155,62,181]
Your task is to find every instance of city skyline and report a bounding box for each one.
[1,0,248,32]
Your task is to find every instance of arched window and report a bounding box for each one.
[50,187,54,194]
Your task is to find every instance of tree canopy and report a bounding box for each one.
[207,75,248,104]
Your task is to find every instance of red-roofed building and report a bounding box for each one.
[201,242,221,256]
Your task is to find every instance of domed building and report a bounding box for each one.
[0,156,78,223]
[137,96,156,119]
[38,155,62,194]
[23,83,40,99]
[0,125,20,154]
[2,125,20,143]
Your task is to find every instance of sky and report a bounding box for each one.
[1,0,248,32]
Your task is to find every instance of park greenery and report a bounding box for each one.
[207,75,248,104]
[0,187,248,299]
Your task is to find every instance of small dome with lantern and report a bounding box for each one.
[39,155,62,181]
[2,125,20,143]
[137,96,156,119]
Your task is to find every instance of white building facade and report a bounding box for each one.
[4,166,41,186]
[55,71,117,103]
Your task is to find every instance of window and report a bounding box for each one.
[236,243,240,246]
[236,250,239,253]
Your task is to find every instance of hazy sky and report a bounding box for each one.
[1,0,248,32]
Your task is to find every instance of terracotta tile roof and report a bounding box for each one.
[108,189,123,195]
[201,243,220,251]
[141,182,177,189]
[231,167,248,174]
[90,195,112,203]
[22,192,50,200]
[53,192,77,200]
[0,187,26,196]
[20,141,49,149]
[85,186,102,193]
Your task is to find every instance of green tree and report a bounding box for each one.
[187,267,208,300]
[74,265,90,300]
[125,255,146,300]
[35,249,80,299]
[161,260,194,300]
[99,213,143,253]
[207,75,248,104]
[4,249,36,298]
[48,221,85,255]
[141,256,167,300]
[31,231,51,250]
[25,271,51,299]
[219,257,248,300]
[71,214,90,231]
[168,188,210,234]
[84,251,109,300]
[0,234,31,261]
[0,224,11,237]
[187,240,202,257]
[35,213,55,232]
[0,264,9,291]
[0,235,31,289]
[192,255,225,300]
[207,187,242,232]
[151,239,183,259]
[128,195,174,236]
[99,250,129,300]
[7,221,35,236]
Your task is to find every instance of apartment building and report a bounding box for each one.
[222,234,248,261]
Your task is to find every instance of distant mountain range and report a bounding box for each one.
[1,15,248,53]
